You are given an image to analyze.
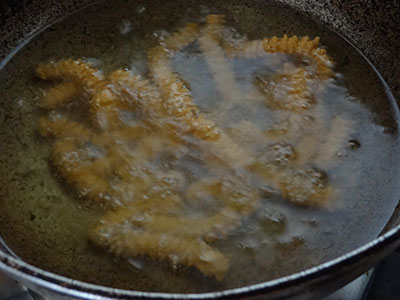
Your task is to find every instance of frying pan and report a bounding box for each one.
[0,0,400,299]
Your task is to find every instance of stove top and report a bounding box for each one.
[1,250,399,300]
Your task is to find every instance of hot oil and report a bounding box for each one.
[0,0,400,293]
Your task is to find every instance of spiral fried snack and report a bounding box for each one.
[227,34,334,80]
[198,15,245,107]
[39,82,80,109]
[39,114,155,205]
[254,35,334,113]
[36,60,100,110]
[256,65,314,113]
[148,46,220,141]
[37,15,345,280]
[147,24,221,140]
[262,35,334,79]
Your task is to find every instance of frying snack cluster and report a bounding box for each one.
[37,15,346,279]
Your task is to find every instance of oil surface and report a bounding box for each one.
[0,0,400,293]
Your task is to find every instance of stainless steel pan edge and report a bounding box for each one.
[0,0,400,299]
[0,225,399,300]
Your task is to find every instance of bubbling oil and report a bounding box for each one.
[0,0,400,293]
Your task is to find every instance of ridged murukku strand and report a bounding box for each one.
[198,15,245,107]
[89,226,229,280]
[36,59,104,89]
[148,45,221,141]
[90,175,258,280]
[256,66,314,113]
[262,35,334,79]
[149,23,253,167]
[40,81,81,109]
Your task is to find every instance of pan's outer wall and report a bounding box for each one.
[0,0,400,300]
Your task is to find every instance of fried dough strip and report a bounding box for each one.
[127,177,258,238]
[164,23,200,51]
[36,60,109,129]
[100,70,161,111]
[149,22,223,140]
[39,115,153,205]
[92,68,192,143]
[293,112,327,166]
[36,59,105,90]
[262,35,334,79]
[96,134,178,206]
[89,226,229,280]
[50,138,112,203]
[250,161,332,206]
[198,15,244,107]
[89,84,137,130]
[256,66,314,113]
[100,192,252,241]
[38,116,92,141]
[90,176,258,280]
[49,131,166,206]
[148,46,221,141]
[247,141,333,206]
[40,82,81,109]
[313,116,354,169]
[148,25,253,167]
[89,177,220,274]
[39,117,117,203]
[36,59,130,130]
[226,33,334,79]
[278,168,333,206]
